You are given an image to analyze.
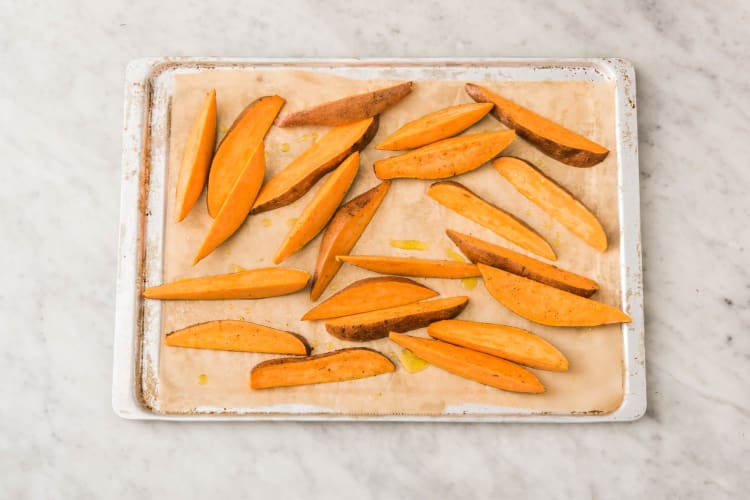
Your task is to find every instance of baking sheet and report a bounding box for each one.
[114,58,644,421]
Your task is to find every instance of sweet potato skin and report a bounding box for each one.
[165,320,310,355]
[310,181,391,300]
[274,152,360,264]
[374,130,515,180]
[143,267,310,300]
[251,117,379,214]
[276,82,413,127]
[337,255,481,278]
[302,276,438,321]
[478,264,631,326]
[389,332,545,393]
[446,229,598,297]
[250,348,395,389]
[324,296,469,341]
[175,89,217,222]
[207,95,285,217]
[465,83,608,167]
[427,319,568,371]
[376,102,493,150]
[493,156,608,252]
[429,181,556,261]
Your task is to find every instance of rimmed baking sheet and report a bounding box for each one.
[113,58,644,422]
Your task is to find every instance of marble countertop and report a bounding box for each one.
[2,0,747,498]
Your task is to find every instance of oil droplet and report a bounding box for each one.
[543,221,553,230]
[219,125,229,134]
[552,238,561,247]
[311,132,319,142]
[298,134,310,142]
[325,342,334,350]
[330,283,340,291]
[525,209,533,216]
[398,349,429,373]
[312,340,320,348]
[230,263,248,273]
[445,249,467,262]
[262,218,273,227]
[238,315,245,321]
[198,374,208,385]
[244,307,252,314]
[280,143,290,152]
[462,277,478,290]
[286,217,298,227]
[389,239,429,251]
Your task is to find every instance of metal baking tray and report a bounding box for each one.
[113,57,644,421]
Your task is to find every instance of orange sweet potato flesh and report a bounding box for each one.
[478,264,631,327]
[428,181,556,261]
[310,181,391,300]
[194,143,265,264]
[302,276,437,321]
[374,130,515,180]
[493,156,608,252]
[166,320,310,355]
[465,83,608,167]
[337,255,480,278]
[207,95,284,217]
[274,152,360,264]
[250,348,395,389]
[428,320,568,371]
[143,267,310,300]
[325,296,468,341]
[446,229,598,297]
[252,117,379,214]
[175,89,217,222]
[377,102,494,150]
[389,332,544,393]
[275,82,413,127]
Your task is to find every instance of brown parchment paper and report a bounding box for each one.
[156,69,622,416]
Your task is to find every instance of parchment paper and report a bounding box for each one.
[157,69,622,415]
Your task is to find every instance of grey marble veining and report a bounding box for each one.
[1,0,748,498]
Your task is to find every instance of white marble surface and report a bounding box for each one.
[1,0,748,498]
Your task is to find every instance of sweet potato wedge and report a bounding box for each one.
[465,83,608,167]
[427,320,568,371]
[207,95,284,217]
[493,156,608,252]
[274,152,360,264]
[446,229,598,297]
[374,130,515,180]
[250,348,395,389]
[325,296,468,341]
[143,267,310,300]
[310,181,391,300]
[376,102,494,150]
[251,117,379,214]
[194,142,265,263]
[337,255,480,278]
[428,181,556,261]
[275,82,413,127]
[302,277,437,321]
[478,264,631,326]
[389,332,544,393]
[166,320,310,355]
[175,89,217,222]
